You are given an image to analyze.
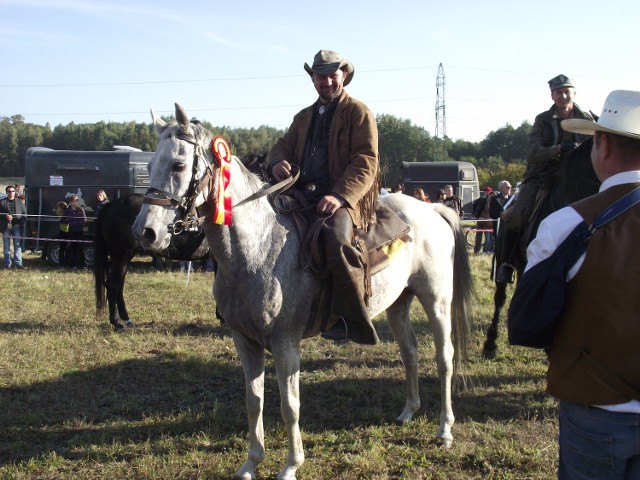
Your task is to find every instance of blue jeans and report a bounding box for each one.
[474,228,494,253]
[559,401,640,479]
[3,224,23,267]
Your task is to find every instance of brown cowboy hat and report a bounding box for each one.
[304,50,355,86]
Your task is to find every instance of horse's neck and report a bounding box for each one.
[204,162,283,269]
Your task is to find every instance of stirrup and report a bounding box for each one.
[321,317,349,342]
[496,264,515,284]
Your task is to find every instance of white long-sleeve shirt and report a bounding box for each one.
[524,170,640,413]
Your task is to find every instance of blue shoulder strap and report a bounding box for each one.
[591,185,640,232]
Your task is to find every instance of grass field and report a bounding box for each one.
[0,251,557,480]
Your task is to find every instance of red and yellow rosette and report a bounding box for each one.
[212,136,233,225]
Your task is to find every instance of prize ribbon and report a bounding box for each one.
[212,136,233,225]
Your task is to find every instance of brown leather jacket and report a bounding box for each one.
[267,91,380,230]
[547,183,640,405]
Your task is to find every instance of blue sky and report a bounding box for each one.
[1,0,638,143]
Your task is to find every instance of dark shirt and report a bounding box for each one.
[490,193,509,220]
[299,99,338,201]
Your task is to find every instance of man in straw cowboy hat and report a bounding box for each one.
[520,90,640,479]
[266,50,380,344]
[497,74,595,283]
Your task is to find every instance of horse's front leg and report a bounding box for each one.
[232,333,266,480]
[272,339,304,480]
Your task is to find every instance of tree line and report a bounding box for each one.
[0,114,530,190]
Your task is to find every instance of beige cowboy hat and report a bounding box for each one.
[304,50,355,86]
[562,90,640,140]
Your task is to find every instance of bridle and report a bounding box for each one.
[143,129,213,235]
[143,127,299,235]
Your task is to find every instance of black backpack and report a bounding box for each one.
[508,187,640,349]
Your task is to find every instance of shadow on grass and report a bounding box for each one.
[0,346,552,466]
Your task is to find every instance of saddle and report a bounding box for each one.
[272,192,412,278]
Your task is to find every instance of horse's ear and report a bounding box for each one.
[150,108,167,134]
[175,103,190,134]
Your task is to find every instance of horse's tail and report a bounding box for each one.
[93,207,108,318]
[434,204,474,369]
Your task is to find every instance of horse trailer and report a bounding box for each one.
[24,147,153,266]
[402,161,479,217]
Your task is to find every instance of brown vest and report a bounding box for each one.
[547,183,640,404]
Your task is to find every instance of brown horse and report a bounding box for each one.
[482,137,601,358]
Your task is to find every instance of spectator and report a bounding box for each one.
[472,187,495,254]
[391,184,404,193]
[412,187,429,202]
[95,189,109,218]
[490,180,512,239]
[443,184,463,218]
[63,195,86,269]
[436,188,447,203]
[56,201,69,267]
[1,185,27,269]
[520,89,640,479]
[14,184,25,200]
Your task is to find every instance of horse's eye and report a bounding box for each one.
[173,163,187,173]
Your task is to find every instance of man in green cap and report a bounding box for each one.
[266,50,380,344]
[497,74,595,283]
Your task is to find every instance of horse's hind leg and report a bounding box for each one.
[415,289,455,448]
[386,290,421,424]
[105,258,131,330]
[232,333,266,480]
[115,271,133,328]
[482,282,508,359]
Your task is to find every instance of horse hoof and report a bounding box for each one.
[436,435,454,449]
[124,320,135,328]
[482,347,497,360]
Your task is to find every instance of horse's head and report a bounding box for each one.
[133,103,216,251]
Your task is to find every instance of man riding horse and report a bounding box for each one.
[497,74,595,283]
[267,50,380,344]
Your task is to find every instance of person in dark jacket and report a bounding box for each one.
[443,184,463,218]
[1,185,27,269]
[489,179,512,240]
[62,195,86,269]
[95,189,109,218]
[472,186,495,254]
[497,74,594,283]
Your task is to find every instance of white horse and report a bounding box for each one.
[133,104,473,480]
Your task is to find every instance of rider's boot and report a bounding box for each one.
[320,209,379,345]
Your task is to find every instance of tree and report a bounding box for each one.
[377,114,435,187]
[480,121,530,164]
